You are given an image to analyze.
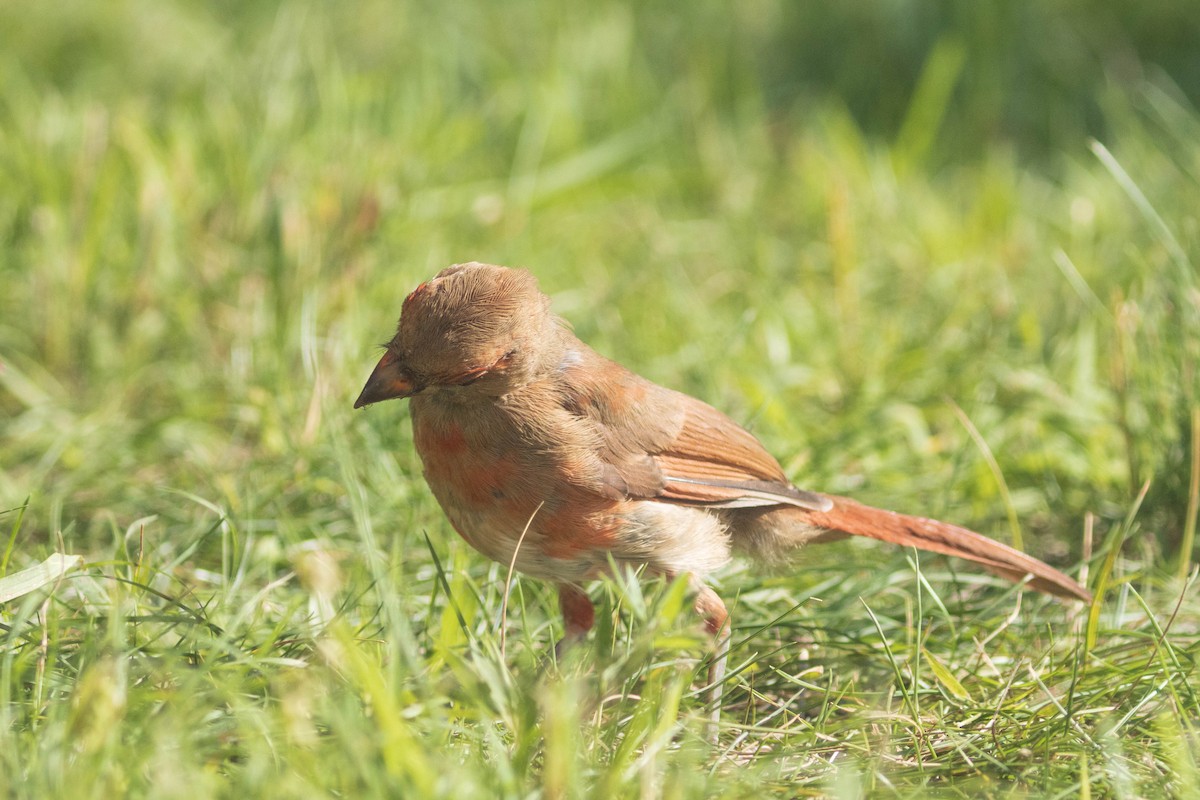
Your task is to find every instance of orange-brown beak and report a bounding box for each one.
[354,351,419,408]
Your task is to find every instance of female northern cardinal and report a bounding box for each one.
[355,262,1090,721]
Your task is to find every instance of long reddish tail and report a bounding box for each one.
[799,495,1092,602]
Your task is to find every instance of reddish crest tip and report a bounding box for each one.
[404,281,431,306]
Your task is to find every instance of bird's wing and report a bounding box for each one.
[649,395,832,511]
[557,347,829,511]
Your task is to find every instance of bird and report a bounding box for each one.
[354,262,1091,728]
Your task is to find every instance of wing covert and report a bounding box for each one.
[555,347,829,512]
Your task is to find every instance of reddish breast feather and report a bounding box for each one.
[411,410,626,580]
[416,422,467,456]
[414,421,511,509]
[536,497,621,559]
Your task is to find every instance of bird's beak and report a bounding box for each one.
[354,351,418,408]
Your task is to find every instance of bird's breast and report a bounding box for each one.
[410,400,621,581]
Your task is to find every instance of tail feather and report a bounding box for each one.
[800,495,1092,603]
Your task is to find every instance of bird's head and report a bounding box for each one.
[354,262,563,408]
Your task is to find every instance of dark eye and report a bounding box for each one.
[457,371,486,386]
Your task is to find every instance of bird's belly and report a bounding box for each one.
[435,501,605,582]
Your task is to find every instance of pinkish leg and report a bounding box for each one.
[691,578,730,743]
[556,584,595,657]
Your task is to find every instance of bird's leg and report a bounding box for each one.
[555,583,595,659]
[690,578,730,743]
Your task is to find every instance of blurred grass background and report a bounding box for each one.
[1,0,1198,796]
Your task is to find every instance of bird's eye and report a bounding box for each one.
[486,349,517,372]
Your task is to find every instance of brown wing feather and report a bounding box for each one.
[557,349,827,510]
[652,397,830,510]
[655,399,788,482]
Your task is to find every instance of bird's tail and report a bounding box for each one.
[793,495,1092,602]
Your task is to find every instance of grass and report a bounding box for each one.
[2,1,1199,796]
